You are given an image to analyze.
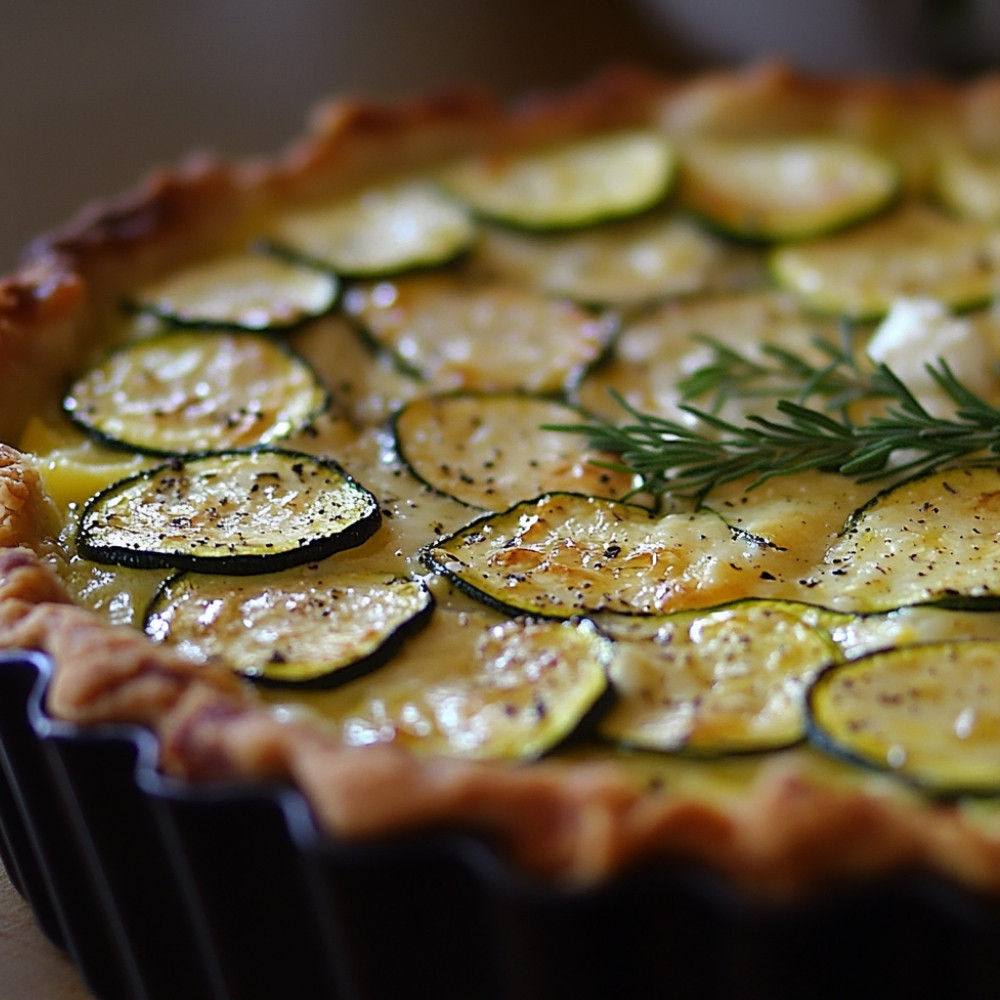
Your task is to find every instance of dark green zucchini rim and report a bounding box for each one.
[76,447,382,576]
[419,491,662,620]
[123,245,341,334]
[677,190,900,248]
[144,571,435,689]
[450,186,676,235]
[803,642,1000,800]
[389,390,619,511]
[62,328,331,458]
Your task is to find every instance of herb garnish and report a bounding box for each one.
[677,327,890,413]
[550,345,1000,501]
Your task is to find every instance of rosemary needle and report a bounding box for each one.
[549,359,1000,501]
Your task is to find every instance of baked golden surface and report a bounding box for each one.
[7,64,1000,897]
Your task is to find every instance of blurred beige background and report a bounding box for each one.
[0,1,675,272]
[3,0,999,272]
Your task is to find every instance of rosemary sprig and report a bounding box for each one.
[551,359,1000,501]
[677,325,892,413]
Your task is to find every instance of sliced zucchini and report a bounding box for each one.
[63,330,328,457]
[830,605,1000,662]
[933,146,1000,224]
[597,600,842,756]
[421,493,769,618]
[128,251,338,331]
[816,465,1000,613]
[770,204,1000,319]
[441,129,677,231]
[342,274,616,394]
[392,393,636,510]
[145,569,432,687]
[77,449,381,574]
[807,640,1000,796]
[472,212,739,307]
[267,179,475,278]
[290,312,432,427]
[284,610,614,761]
[574,290,838,425]
[678,137,899,243]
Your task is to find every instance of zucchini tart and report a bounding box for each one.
[8,65,1000,983]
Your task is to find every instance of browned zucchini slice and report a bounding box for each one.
[145,569,432,687]
[421,493,767,618]
[807,640,1000,796]
[392,393,636,510]
[63,330,328,457]
[597,600,842,756]
[815,465,1000,613]
[128,251,338,331]
[77,449,380,574]
[277,611,614,760]
[343,273,616,394]
[440,130,677,231]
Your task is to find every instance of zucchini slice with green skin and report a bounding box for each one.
[815,465,1000,614]
[128,251,338,332]
[421,493,770,619]
[596,599,843,756]
[806,640,1000,797]
[63,330,328,457]
[77,449,381,574]
[472,212,737,307]
[266,179,475,278]
[933,146,1000,224]
[678,137,899,243]
[769,204,1000,319]
[145,569,432,688]
[440,130,677,231]
[391,393,636,511]
[342,274,616,394]
[573,289,838,425]
[831,604,1000,661]
[288,610,615,761]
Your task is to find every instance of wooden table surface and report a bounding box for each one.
[0,861,94,999]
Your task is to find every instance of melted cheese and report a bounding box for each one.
[19,128,1000,797]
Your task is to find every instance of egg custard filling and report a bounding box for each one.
[8,66,1000,893]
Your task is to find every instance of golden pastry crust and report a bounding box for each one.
[5,64,1000,898]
